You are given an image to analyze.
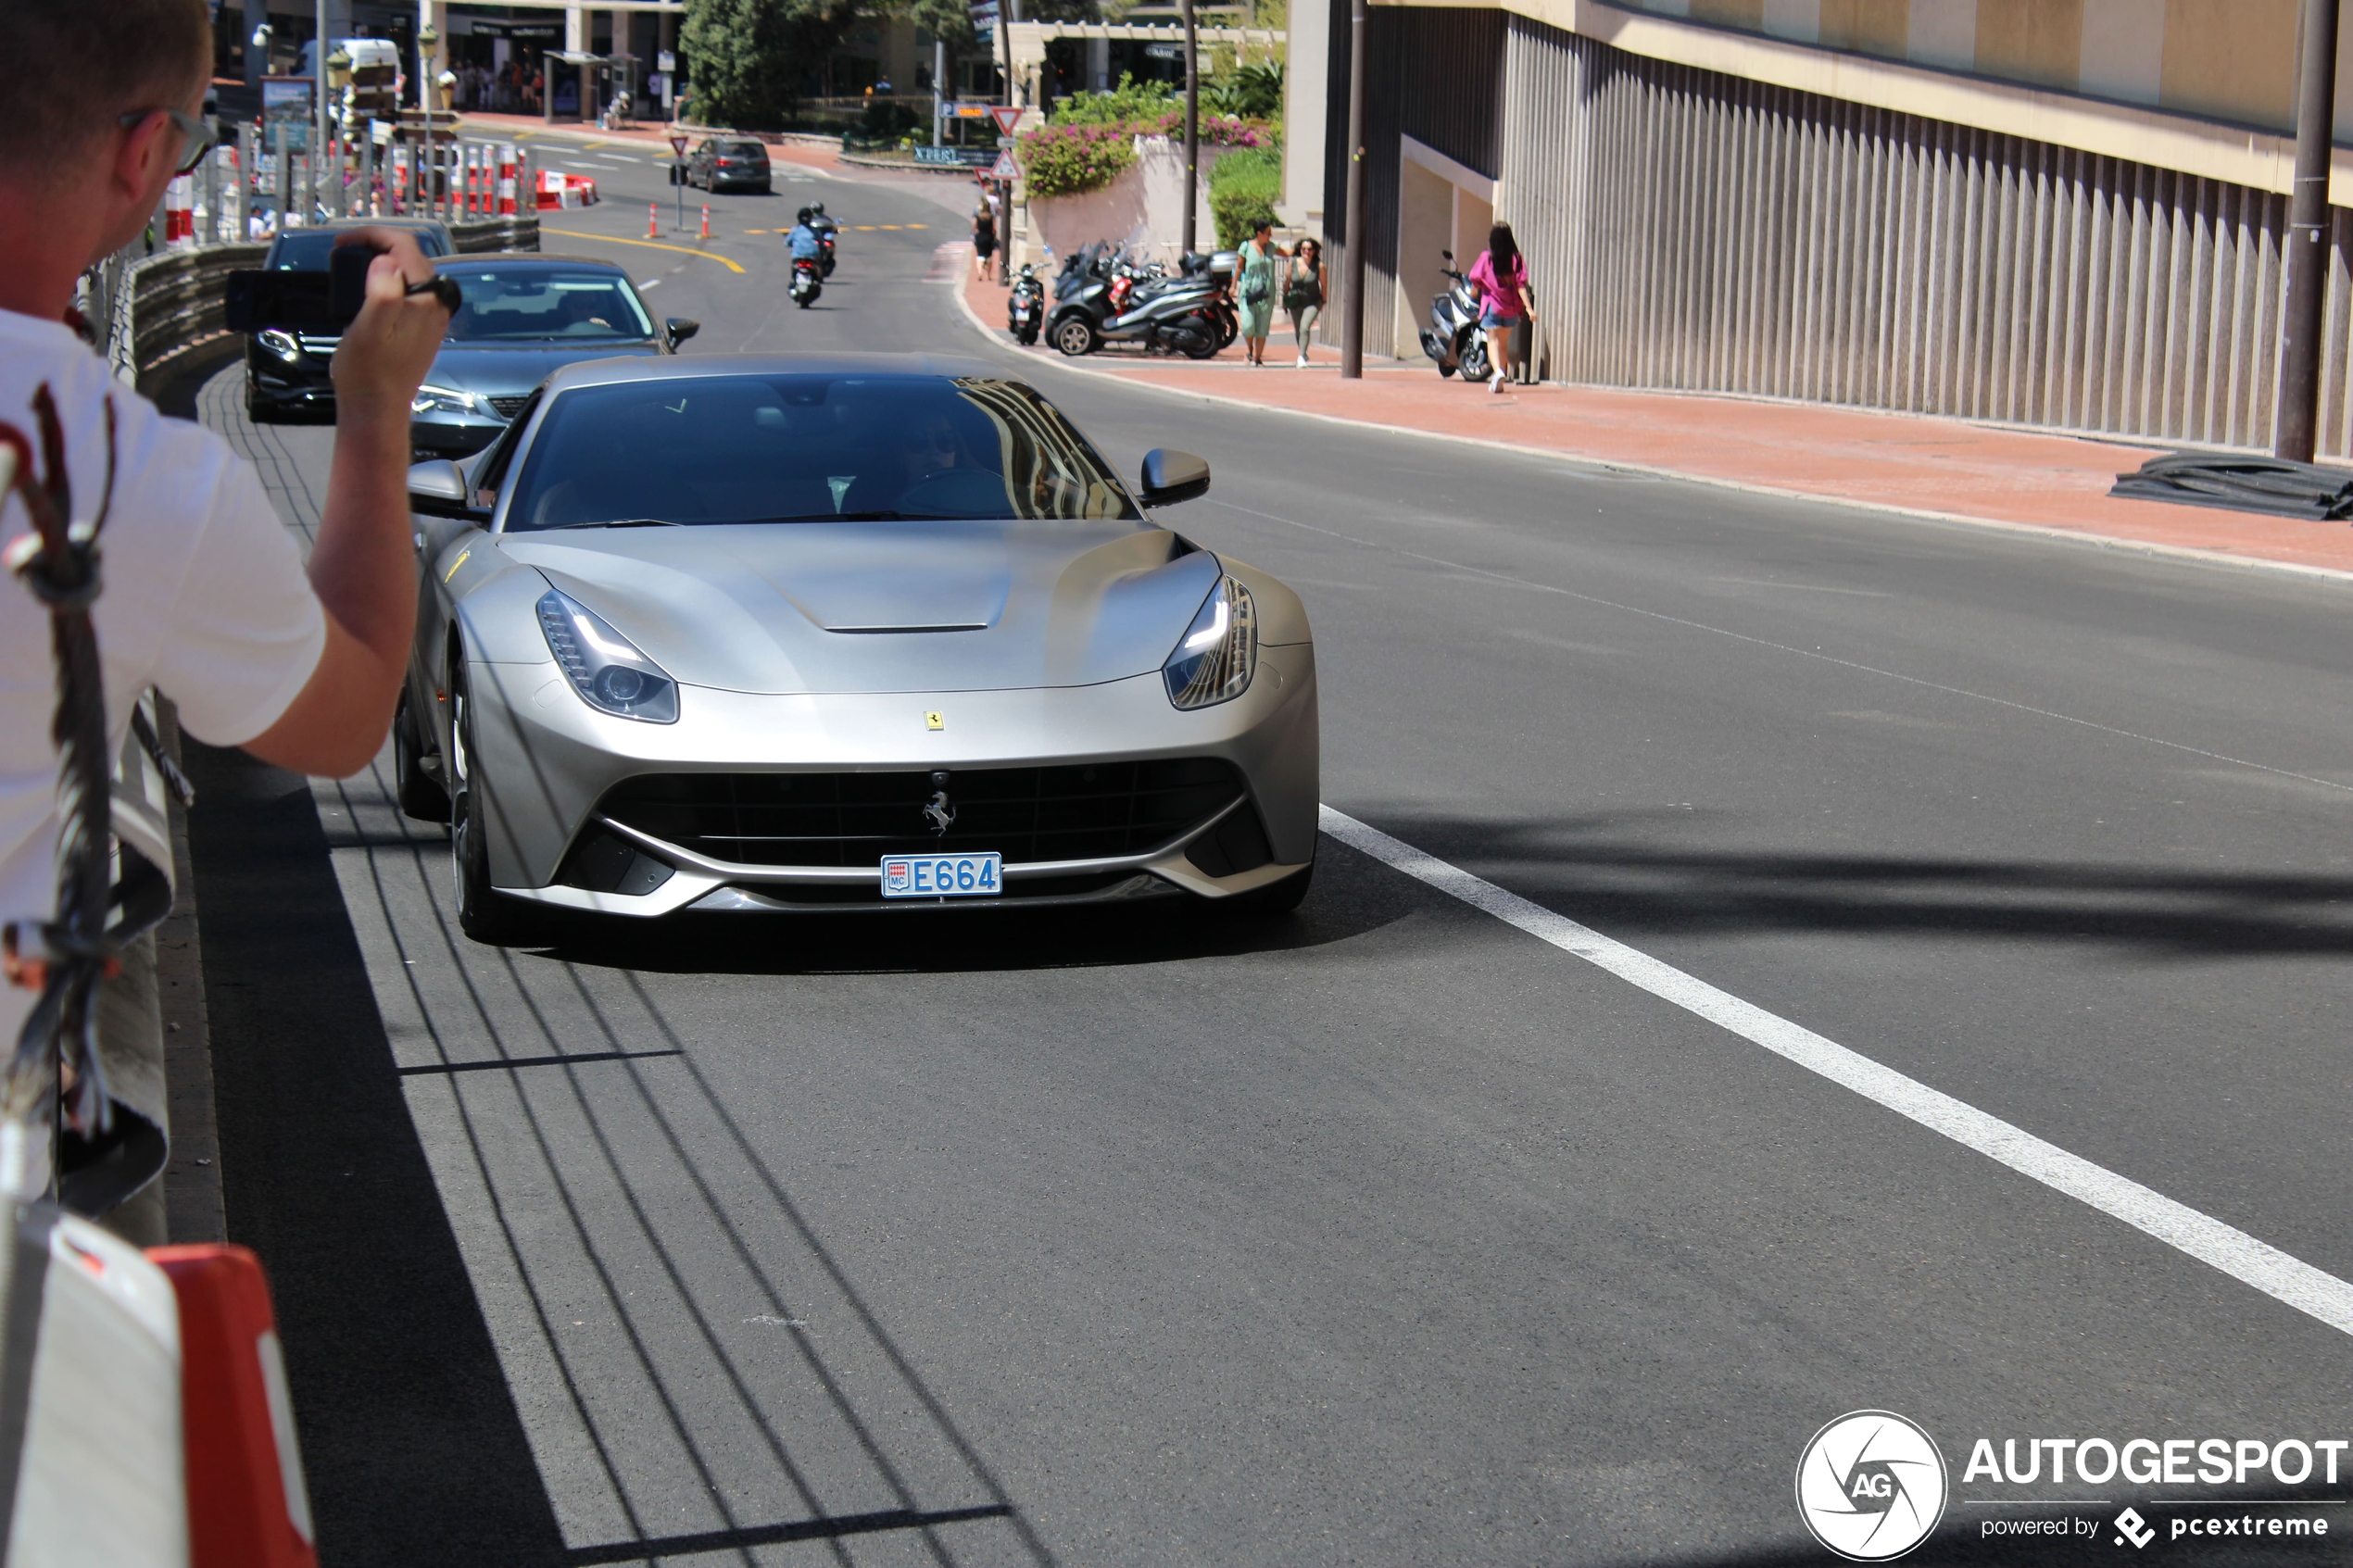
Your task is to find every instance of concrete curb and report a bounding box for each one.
[944,271,2353,591]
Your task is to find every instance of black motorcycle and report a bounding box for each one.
[1048,244,1224,358]
[810,205,839,278]
[1008,263,1045,345]
[1417,249,1489,380]
[791,256,822,308]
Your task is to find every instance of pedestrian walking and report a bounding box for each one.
[1466,222,1535,393]
[972,194,998,282]
[1283,236,1327,367]
[1236,218,1278,366]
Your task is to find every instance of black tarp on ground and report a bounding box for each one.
[2109,451,2353,520]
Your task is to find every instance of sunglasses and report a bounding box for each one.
[119,107,219,176]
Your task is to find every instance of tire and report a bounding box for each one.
[1240,864,1313,915]
[1179,325,1219,360]
[1459,337,1491,382]
[393,687,450,823]
[448,671,552,946]
[1053,315,1100,357]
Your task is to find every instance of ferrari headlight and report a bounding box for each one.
[536,589,679,723]
[257,328,301,361]
[1163,574,1256,709]
[410,383,476,416]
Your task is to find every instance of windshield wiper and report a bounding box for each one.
[544,517,682,530]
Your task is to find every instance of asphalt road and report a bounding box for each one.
[181,156,2353,1568]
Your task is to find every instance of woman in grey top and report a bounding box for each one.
[1236,219,1279,366]
[1284,236,1327,367]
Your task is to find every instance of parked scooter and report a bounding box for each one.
[1008,263,1045,345]
[810,203,839,277]
[1048,241,1227,358]
[791,256,823,307]
[1418,249,1489,380]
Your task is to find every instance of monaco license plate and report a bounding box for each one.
[881,851,1001,898]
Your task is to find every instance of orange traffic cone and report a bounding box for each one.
[648,203,660,238]
[699,204,711,241]
[150,1245,319,1568]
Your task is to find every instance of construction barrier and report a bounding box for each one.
[535,169,599,210]
[149,1246,317,1568]
[498,145,518,215]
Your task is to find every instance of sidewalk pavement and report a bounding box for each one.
[962,269,2353,583]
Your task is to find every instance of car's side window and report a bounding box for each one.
[472,392,544,509]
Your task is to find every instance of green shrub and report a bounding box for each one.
[1210,144,1280,250]
[1050,73,1176,127]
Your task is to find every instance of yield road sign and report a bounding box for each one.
[989,106,1024,137]
[669,133,690,157]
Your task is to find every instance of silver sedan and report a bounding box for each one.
[396,353,1318,943]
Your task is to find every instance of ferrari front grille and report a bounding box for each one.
[598,758,1245,867]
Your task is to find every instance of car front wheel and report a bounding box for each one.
[449,671,552,946]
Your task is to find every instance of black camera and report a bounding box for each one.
[225,244,459,333]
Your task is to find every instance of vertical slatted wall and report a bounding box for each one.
[1499,16,2353,456]
[1324,5,1509,358]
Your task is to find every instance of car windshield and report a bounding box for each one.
[271,227,447,268]
[444,270,656,343]
[506,373,1144,529]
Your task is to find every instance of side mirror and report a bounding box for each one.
[664,317,699,348]
[1139,447,1210,508]
[407,458,477,519]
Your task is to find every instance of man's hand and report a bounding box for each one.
[328,229,447,416]
[243,232,454,778]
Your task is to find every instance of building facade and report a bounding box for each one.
[1290,0,2353,458]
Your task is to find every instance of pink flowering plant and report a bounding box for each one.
[1017,122,1140,198]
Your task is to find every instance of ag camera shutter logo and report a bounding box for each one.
[1795,1411,1949,1561]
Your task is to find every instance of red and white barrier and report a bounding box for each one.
[163,174,195,247]
[149,1245,318,1568]
[497,145,518,215]
[535,169,599,209]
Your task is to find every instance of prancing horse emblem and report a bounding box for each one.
[923,771,956,837]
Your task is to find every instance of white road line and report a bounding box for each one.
[1317,804,2353,1339]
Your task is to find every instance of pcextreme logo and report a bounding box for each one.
[1795,1411,1950,1562]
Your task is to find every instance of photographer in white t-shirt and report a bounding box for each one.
[0,0,452,1048]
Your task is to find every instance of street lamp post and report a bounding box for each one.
[1340,0,1366,379]
[420,18,441,220]
[1181,0,1198,260]
[2276,0,2339,464]
[315,0,331,220]
[326,45,353,217]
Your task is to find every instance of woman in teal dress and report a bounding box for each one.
[1235,219,1279,366]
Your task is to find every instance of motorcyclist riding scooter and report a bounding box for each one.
[786,207,824,307]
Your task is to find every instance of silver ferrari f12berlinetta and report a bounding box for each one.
[396,353,1318,943]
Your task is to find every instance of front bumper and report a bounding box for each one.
[460,646,1319,917]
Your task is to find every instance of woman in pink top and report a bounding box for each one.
[1466,222,1535,393]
